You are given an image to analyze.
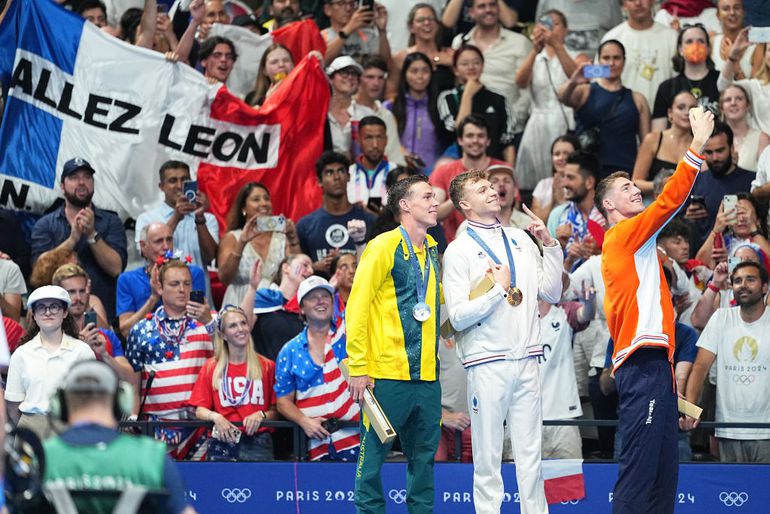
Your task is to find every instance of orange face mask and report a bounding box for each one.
[683,42,708,64]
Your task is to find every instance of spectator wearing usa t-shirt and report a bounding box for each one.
[190,305,277,461]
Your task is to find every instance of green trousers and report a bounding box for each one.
[354,379,441,514]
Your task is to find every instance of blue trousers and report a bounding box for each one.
[612,349,679,514]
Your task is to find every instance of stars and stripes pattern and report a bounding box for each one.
[276,321,359,461]
[127,316,214,460]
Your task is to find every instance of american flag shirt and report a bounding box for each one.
[126,315,214,419]
[274,320,360,461]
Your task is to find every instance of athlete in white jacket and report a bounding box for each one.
[443,170,563,514]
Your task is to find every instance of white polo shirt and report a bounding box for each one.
[5,333,95,414]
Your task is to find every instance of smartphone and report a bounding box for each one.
[321,418,341,434]
[189,290,205,304]
[583,65,611,79]
[728,256,741,273]
[256,215,286,232]
[359,0,374,10]
[722,194,738,217]
[157,3,169,14]
[748,26,770,43]
[689,194,706,206]
[183,180,198,202]
[367,197,383,213]
[84,310,97,327]
[538,14,553,31]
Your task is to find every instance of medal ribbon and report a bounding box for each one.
[466,224,517,291]
[399,226,430,306]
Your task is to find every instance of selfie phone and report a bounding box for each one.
[722,194,738,217]
[190,290,205,304]
[157,3,168,14]
[538,14,553,31]
[728,256,741,273]
[748,27,770,44]
[256,215,287,232]
[183,180,198,202]
[84,311,97,327]
[321,418,341,434]
[359,0,374,10]
[583,65,611,79]
[689,194,706,207]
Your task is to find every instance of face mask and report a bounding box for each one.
[683,42,708,64]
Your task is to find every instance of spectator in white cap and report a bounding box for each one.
[4,285,94,440]
[326,56,375,160]
[274,275,360,461]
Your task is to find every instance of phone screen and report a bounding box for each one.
[189,290,205,304]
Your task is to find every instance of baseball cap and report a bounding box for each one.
[232,14,259,28]
[486,164,515,178]
[327,56,363,76]
[27,285,72,310]
[63,360,118,395]
[61,158,96,182]
[297,276,335,305]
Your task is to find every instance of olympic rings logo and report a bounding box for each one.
[732,375,756,385]
[719,491,748,507]
[389,489,407,504]
[222,488,252,503]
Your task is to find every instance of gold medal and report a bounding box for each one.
[507,287,523,306]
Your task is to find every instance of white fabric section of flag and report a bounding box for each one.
[209,23,273,99]
[541,458,583,480]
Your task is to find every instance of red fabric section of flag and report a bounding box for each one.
[272,19,326,65]
[198,55,329,231]
[544,472,585,504]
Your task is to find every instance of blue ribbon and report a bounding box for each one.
[399,226,430,305]
[466,224,517,290]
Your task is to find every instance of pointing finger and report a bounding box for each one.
[521,204,539,221]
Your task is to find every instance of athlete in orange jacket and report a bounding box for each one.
[595,107,714,514]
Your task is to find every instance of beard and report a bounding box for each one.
[64,190,93,209]
[708,154,733,177]
[274,8,299,25]
[735,289,764,308]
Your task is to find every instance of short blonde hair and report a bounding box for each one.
[52,263,89,286]
[594,171,630,219]
[449,169,487,213]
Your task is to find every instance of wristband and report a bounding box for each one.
[750,230,762,238]
[195,217,206,226]
[339,29,349,40]
[707,283,720,293]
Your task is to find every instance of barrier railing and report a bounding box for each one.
[118,418,770,462]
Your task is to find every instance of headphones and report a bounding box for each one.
[49,361,135,423]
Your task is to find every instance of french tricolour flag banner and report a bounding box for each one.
[0,0,328,226]
[543,458,586,504]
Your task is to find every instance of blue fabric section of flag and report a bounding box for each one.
[0,0,84,188]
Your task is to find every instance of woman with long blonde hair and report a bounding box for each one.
[190,305,277,461]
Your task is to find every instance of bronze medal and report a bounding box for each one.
[507,287,523,306]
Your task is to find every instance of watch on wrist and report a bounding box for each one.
[750,230,762,238]
[87,232,100,244]
[195,216,206,226]
[339,29,349,40]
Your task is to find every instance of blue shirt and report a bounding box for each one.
[605,321,699,368]
[116,265,206,317]
[274,327,347,398]
[134,203,220,270]
[100,329,125,357]
[295,206,375,262]
[31,205,127,318]
[54,423,188,514]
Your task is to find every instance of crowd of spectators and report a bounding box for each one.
[2,0,770,477]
